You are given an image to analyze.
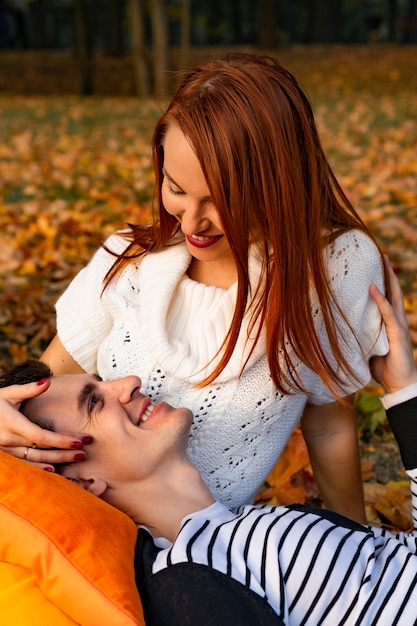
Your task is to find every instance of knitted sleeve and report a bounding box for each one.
[55,233,129,374]
[308,230,389,405]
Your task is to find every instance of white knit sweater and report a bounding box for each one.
[56,230,388,507]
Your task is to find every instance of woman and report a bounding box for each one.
[0,53,388,521]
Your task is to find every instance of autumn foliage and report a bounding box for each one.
[0,46,416,527]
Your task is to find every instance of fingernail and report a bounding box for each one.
[74,452,86,461]
[82,435,93,444]
[71,441,83,449]
[37,378,49,386]
[44,466,55,472]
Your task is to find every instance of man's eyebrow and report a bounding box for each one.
[77,376,101,414]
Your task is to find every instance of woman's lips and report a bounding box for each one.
[186,234,223,249]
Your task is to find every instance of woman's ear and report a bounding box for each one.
[63,468,108,497]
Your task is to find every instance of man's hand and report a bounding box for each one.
[369,256,417,393]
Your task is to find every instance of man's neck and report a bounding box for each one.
[110,461,216,543]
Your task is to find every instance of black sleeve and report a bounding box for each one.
[386,397,417,471]
[135,529,285,626]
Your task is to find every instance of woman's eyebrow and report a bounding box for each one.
[163,167,182,190]
[163,167,213,203]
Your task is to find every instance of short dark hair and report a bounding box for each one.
[0,359,67,474]
[0,359,52,387]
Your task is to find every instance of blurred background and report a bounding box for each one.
[0,0,417,526]
[0,0,416,377]
[0,0,416,96]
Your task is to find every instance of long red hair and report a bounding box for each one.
[105,53,385,397]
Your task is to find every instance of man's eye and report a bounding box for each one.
[88,394,101,415]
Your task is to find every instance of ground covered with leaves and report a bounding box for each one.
[1,45,416,527]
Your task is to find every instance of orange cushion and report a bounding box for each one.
[0,562,82,625]
[0,452,144,625]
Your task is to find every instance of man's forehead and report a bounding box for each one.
[52,373,96,384]
[30,374,95,413]
[49,373,98,391]
[46,374,80,398]
[51,374,100,407]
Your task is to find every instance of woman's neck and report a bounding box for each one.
[187,257,237,289]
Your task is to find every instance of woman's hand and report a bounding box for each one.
[0,378,92,471]
[369,256,417,393]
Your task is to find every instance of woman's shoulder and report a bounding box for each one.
[319,229,388,367]
[324,229,384,301]
[327,229,380,259]
[325,229,382,275]
[69,231,137,291]
[85,231,132,270]
[100,230,131,255]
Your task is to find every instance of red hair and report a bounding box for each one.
[105,53,385,397]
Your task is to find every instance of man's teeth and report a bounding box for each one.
[140,405,155,423]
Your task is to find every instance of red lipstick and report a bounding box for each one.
[186,234,223,249]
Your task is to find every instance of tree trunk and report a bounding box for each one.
[130,0,150,97]
[149,0,169,98]
[27,0,48,49]
[403,0,417,43]
[387,0,399,42]
[307,0,343,43]
[230,0,243,44]
[259,0,278,49]
[179,0,191,70]
[108,0,124,56]
[74,0,94,95]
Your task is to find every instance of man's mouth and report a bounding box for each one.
[186,234,223,249]
[137,400,155,426]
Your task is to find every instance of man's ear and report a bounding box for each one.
[62,467,108,497]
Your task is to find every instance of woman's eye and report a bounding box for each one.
[167,182,184,196]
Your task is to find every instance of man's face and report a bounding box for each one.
[23,374,193,489]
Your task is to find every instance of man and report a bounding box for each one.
[1,270,417,625]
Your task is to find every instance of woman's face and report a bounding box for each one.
[161,124,236,278]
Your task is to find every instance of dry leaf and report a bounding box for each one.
[255,429,313,505]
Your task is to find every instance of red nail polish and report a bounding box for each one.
[71,441,83,449]
[44,466,55,472]
[74,453,86,461]
[82,436,93,444]
[37,378,49,386]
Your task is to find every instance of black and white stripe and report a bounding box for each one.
[153,472,417,625]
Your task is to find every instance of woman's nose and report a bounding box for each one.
[177,204,210,235]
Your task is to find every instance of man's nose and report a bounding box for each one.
[107,376,143,404]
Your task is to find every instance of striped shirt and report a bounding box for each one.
[136,396,417,625]
[150,473,417,625]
